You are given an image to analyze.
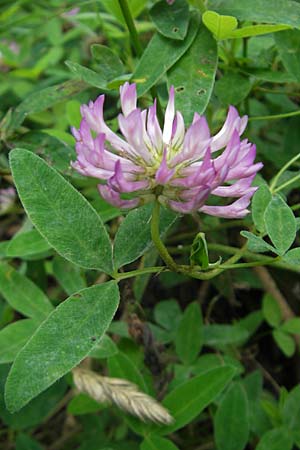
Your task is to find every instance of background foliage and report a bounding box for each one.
[1,0,300,449]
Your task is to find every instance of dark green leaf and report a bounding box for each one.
[203,324,249,348]
[141,435,180,450]
[113,203,177,269]
[214,383,249,450]
[283,384,300,443]
[132,12,200,97]
[10,149,113,272]
[150,0,189,40]
[274,29,300,82]
[175,302,203,365]
[215,73,251,106]
[89,335,118,359]
[158,366,236,435]
[65,60,110,90]
[67,393,103,415]
[5,282,119,412]
[91,44,124,80]
[256,427,293,450]
[52,256,86,296]
[168,23,217,123]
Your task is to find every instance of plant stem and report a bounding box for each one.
[150,201,178,271]
[273,172,300,193]
[118,0,143,57]
[269,152,300,191]
[249,110,300,122]
[113,266,167,281]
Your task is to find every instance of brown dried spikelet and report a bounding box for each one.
[72,367,173,425]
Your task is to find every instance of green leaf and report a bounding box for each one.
[190,232,209,268]
[65,60,110,90]
[89,335,118,359]
[150,0,190,40]
[210,0,300,29]
[274,29,300,82]
[52,256,86,296]
[203,324,249,348]
[132,12,199,97]
[67,393,103,416]
[167,23,217,123]
[10,149,113,273]
[0,262,53,320]
[113,203,177,269]
[5,282,119,412]
[0,320,39,364]
[272,329,295,357]
[108,352,147,393]
[215,73,251,106]
[283,247,300,265]
[154,299,182,331]
[240,231,277,254]
[15,434,43,450]
[251,185,272,233]
[202,10,238,40]
[175,302,203,365]
[8,80,86,133]
[227,24,290,39]
[158,366,236,435]
[101,0,147,24]
[6,229,51,258]
[283,384,300,443]
[264,195,296,255]
[214,383,249,450]
[91,44,124,80]
[281,318,300,334]
[141,435,180,450]
[256,427,293,450]
[262,293,282,328]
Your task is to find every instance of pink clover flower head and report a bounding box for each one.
[71,83,262,218]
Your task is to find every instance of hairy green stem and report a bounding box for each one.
[113,266,167,281]
[150,201,178,271]
[273,172,300,193]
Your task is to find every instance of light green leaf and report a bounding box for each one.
[89,335,118,359]
[167,23,217,123]
[141,435,180,450]
[281,318,300,334]
[6,229,51,258]
[203,324,249,348]
[67,393,103,416]
[0,262,53,320]
[0,320,39,364]
[256,427,293,450]
[272,329,295,357]
[215,73,251,106]
[175,302,203,365]
[108,352,147,393]
[262,293,282,328]
[240,231,277,254]
[52,256,86,296]
[101,0,147,24]
[264,195,296,255]
[158,366,236,435]
[10,149,113,273]
[203,10,238,40]
[65,60,109,90]
[5,282,119,412]
[274,29,300,82]
[251,185,272,233]
[132,12,199,97]
[154,299,182,331]
[214,383,249,450]
[91,44,124,80]
[283,248,300,265]
[113,203,177,269]
[8,80,86,133]
[150,0,190,40]
[210,0,300,29]
[227,24,290,39]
